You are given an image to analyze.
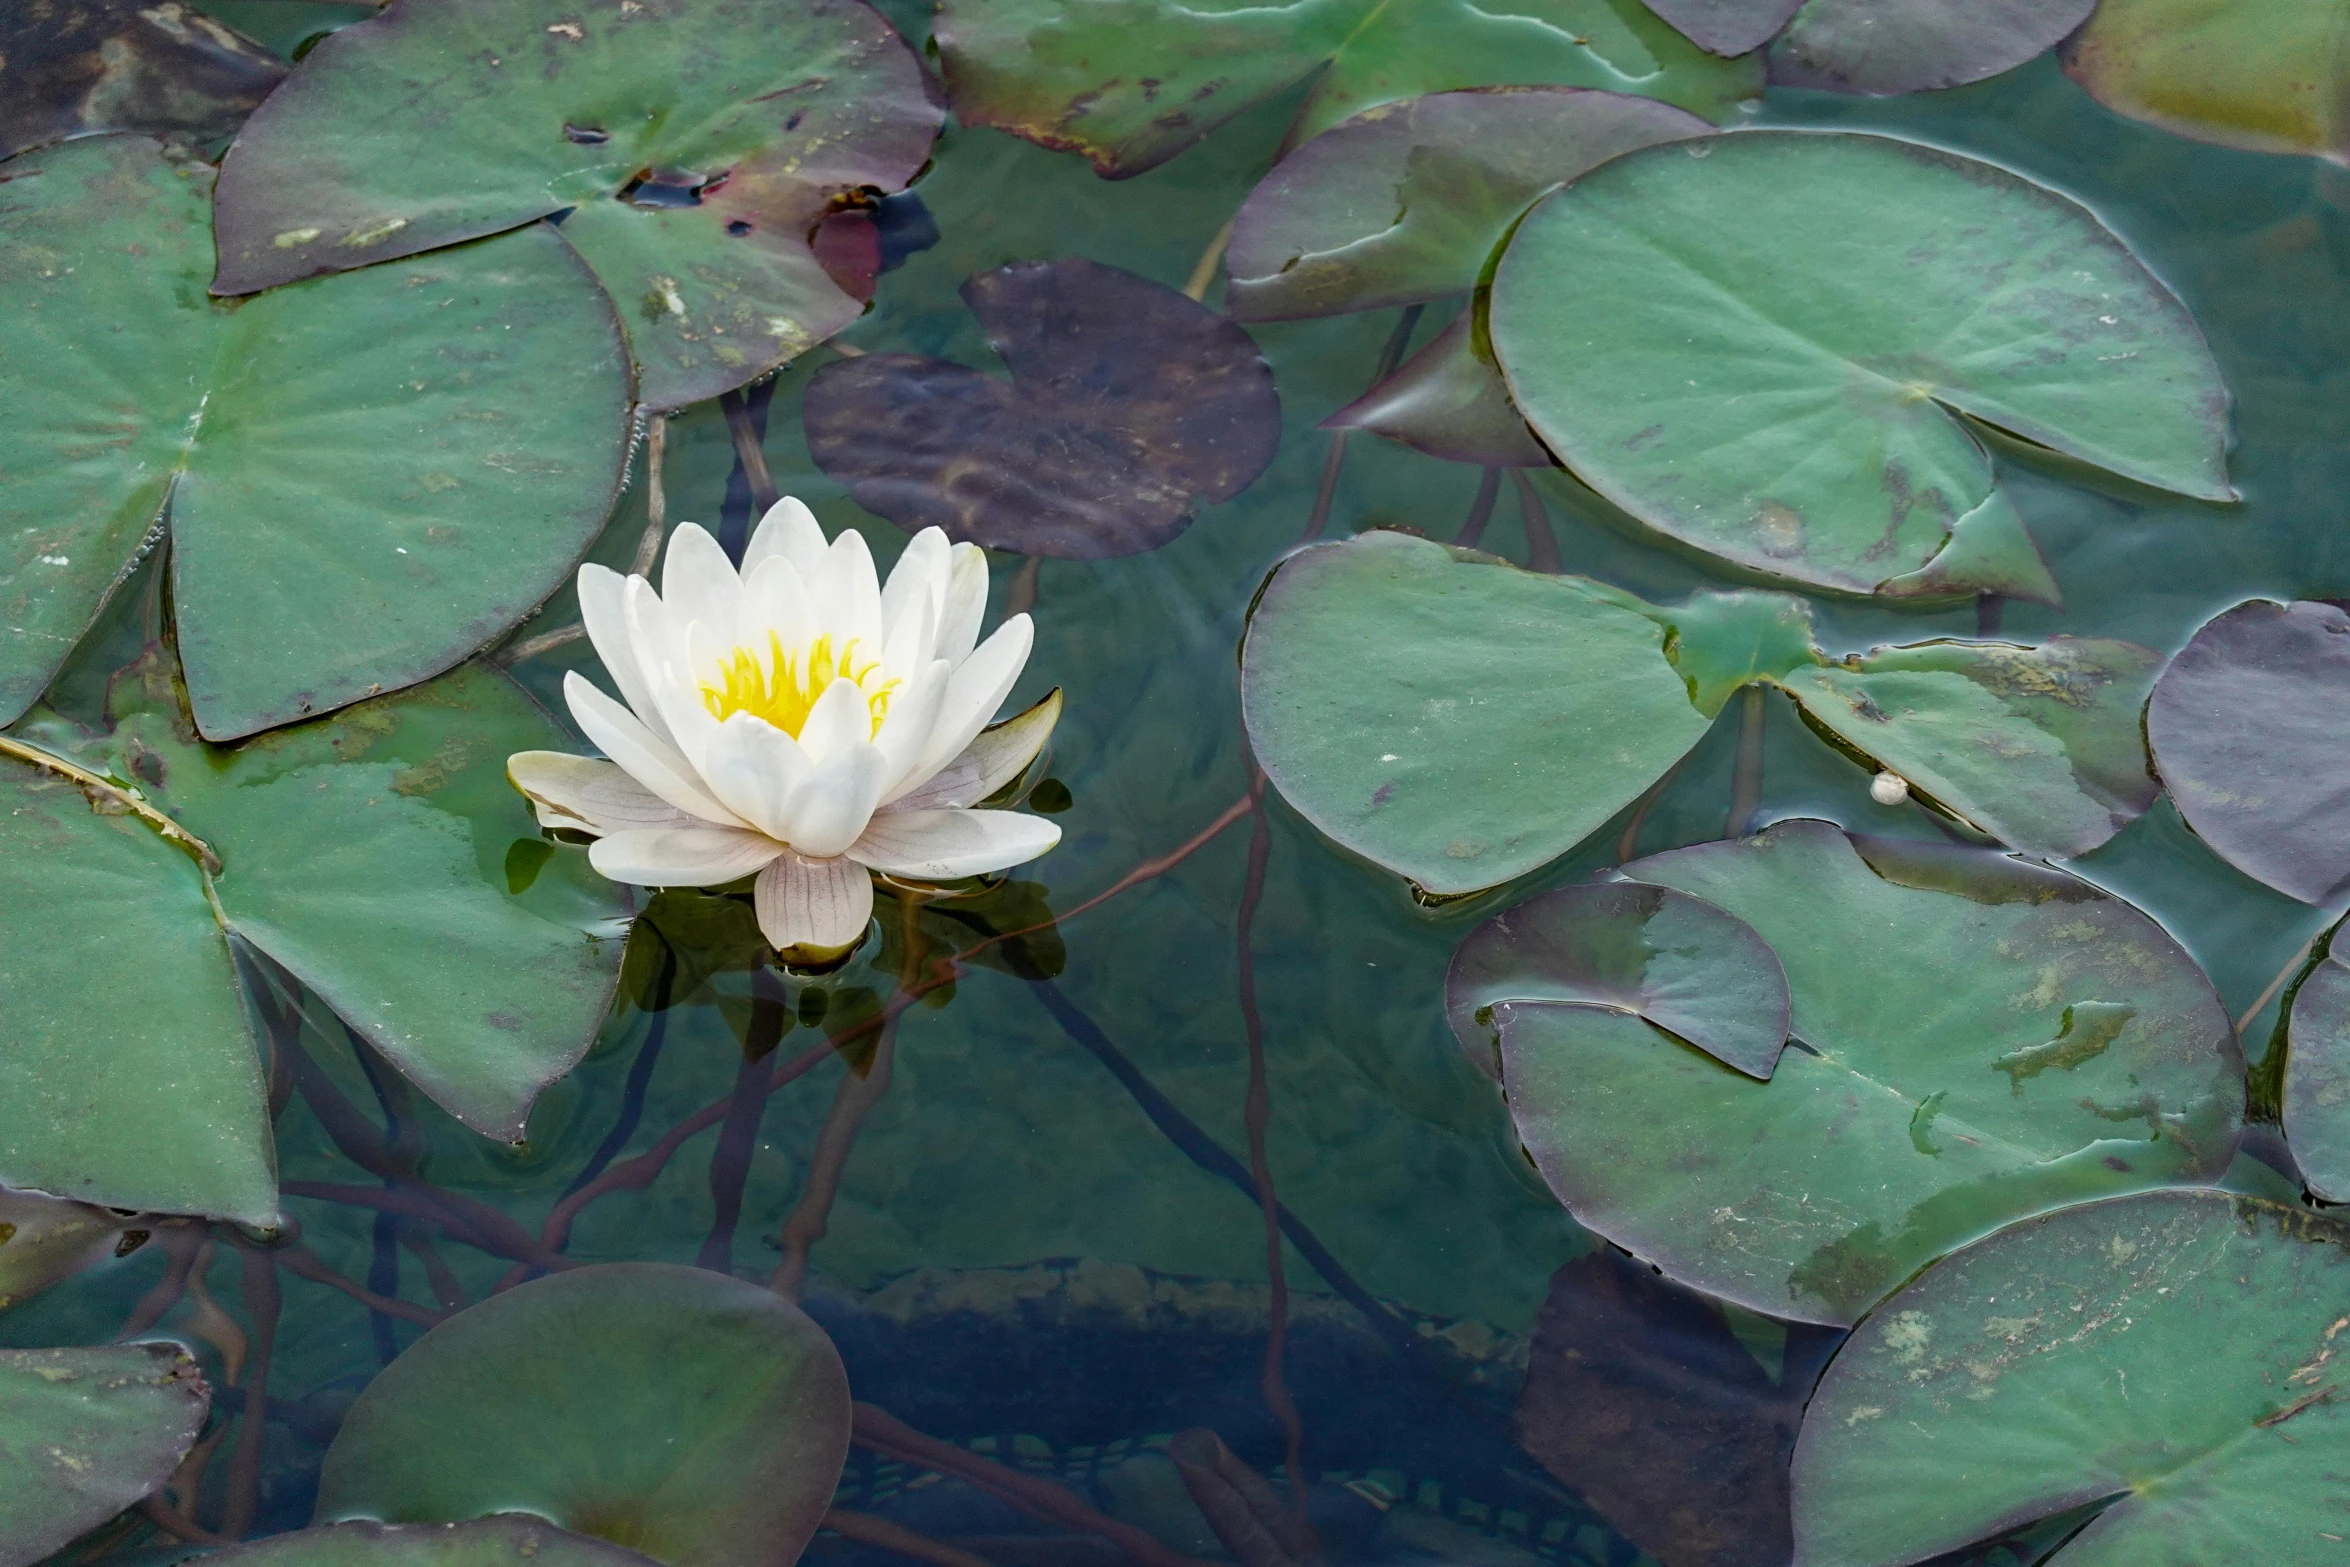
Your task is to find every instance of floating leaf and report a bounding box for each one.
[198,1519,668,1567]
[0,133,630,740]
[2285,923,2350,1202]
[934,0,1757,179]
[1518,1249,1836,1567]
[0,654,628,1221]
[1447,882,1790,1080]
[2147,599,2350,906]
[0,1343,208,1567]
[0,1188,152,1312]
[1489,131,2234,600]
[1500,820,2242,1324]
[1637,0,1801,56]
[1793,1191,2350,1566]
[208,0,939,410]
[1783,636,2164,859]
[316,1264,852,1567]
[804,259,1280,558]
[1765,0,2097,95]
[0,0,287,159]
[1321,314,1552,468]
[1241,532,2164,893]
[1239,531,1710,897]
[2063,0,2350,162]
[1223,86,1708,322]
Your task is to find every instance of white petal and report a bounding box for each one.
[589,825,782,886]
[813,528,884,651]
[508,751,696,835]
[576,565,675,750]
[879,589,937,684]
[658,523,741,640]
[915,614,1032,783]
[796,675,873,763]
[891,689,1061,811]
[754,852,874,953]
[743,496,828,581]
[739,553,811,655]
[778,742,889,858]
[847,808,1062,880]
[563,671,744,828]
[699,714,812,841]
[880,527,950,633]
[937,542,989,666]
[874,660,950,800]
[625,576,719,774]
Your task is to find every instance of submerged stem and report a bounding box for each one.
[0,734,220,874]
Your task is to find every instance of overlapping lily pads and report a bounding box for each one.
[197,1518,667,1567]
[316,1264,852,1567]
[0,133,631,740]
[934,0,1758,179]
[209,0,942,409]
[2063,0,2350,162]
[1489,131,2235,601]
[2146,598,2350,906]
[0,1343,208,1567]
[1498,821,2243,1324]
[1239,532,2164,896]
[1793,1192,2350,1565]
[1446,882,1789,1080]
[804,259,1280,557]
[1642,0,2098,94]
[0,0,286,160]
[0,652,628,1223]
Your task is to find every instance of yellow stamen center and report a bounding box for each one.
[701,633,895,739]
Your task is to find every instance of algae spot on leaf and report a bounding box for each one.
[803,259,1281,558]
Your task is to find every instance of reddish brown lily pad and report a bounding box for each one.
[0,0,286,160]
[804,259,1281,558]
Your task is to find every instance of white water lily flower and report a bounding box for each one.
[509,498,1062,955]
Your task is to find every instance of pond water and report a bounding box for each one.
[7,4,2350,1567]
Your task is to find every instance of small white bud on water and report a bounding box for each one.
[1870,771,1909,806]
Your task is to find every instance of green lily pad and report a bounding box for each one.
[2063,0,2350,162]
[2284,924,2350,1203]
[0,1343,208,1567]
[208,0,940,410]
[1765,0,2097,95]
[1447,882,1789,1080]
[1500,820,2243,1324]
[0,653,627,1222]
[1792,1191,2350,1566]
[1321,313,1552,468]
[934,0,1759,178]
[1223,86,1709,322]
[0,133,630,741]
[315,1264,852,1567]
[2146,599,2350,906]
[1239,530,1711,898]
[0,0,287,160]
[1489,131,2235,601]
[197,1518,667,1567]
[1784,636,2164,859]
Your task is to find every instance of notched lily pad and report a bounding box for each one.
[1489,132,2234,602]
[0,651,628,1222]
[0,133,631,740]
[934,0,1758,179]
[1321,313,1552,468]
[1447,881,1789,1080]
[1794,1192,2350,1566]
[210,0,941,409]
[1224,86,1710,322]
[1500,819,2242,1324]
[0,0,287,160]
[2147,598,2350,905]
[0,1188,153,1312]
[0,1342,208,1567]
[804,259,1280,558]
[1638,0,1802,56]
[201,1519,663,1567]
[2284,921,2350,1203]
[316,1264,852,1567]
[2063,0,2350,162]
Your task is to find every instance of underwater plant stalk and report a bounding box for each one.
[218,1238,280,1537]
[822,1507,998,1567]
[1454,468,1503,548]
[699,966,791,1273]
